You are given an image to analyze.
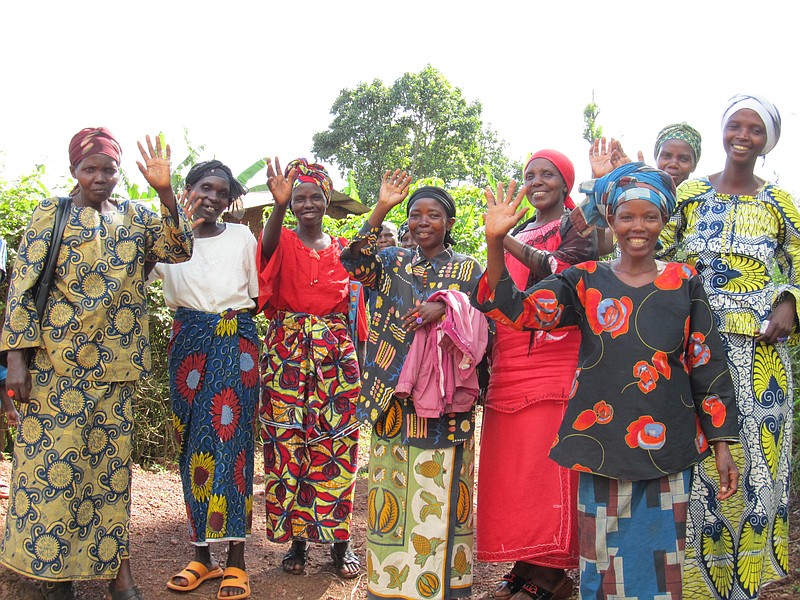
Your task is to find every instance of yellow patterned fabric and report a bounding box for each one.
[0,198,193,582]
[659,179,798,599]
[1,198,194,380]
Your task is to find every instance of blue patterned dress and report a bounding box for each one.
[659,179,800,599]
[0,198,193,581]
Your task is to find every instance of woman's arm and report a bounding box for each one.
[347,169,410,255]
[260,157,295,262]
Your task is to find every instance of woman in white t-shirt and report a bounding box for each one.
[151,161,259,600]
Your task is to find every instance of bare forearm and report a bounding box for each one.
[486,235,508,292]
[261,204,288,261]
[503,235,551,278]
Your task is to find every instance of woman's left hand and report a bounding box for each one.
[757,295,796,344]
[403,301,446,331]
[136,134,173,194]
[178,189,205,229]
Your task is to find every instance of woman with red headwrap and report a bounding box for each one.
[0,129,195,600]
[476,150,597,600]
[257,157,365,580]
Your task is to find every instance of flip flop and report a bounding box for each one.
[105,583,143,600]
[166,560,224,592]
[217,566,250,600]
[330,543,361,580]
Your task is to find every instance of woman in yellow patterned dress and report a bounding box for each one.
[658,94,799,599]
[0,129,194,600]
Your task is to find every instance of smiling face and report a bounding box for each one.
[70,154,120,205]
[377,225,398,249]
[187,175,231,224]
[290,182,328,227]
[607,199,667,260]
[524,158,567,218]
[407,197,454,257]
[656,139,696,187]
[723,108,767,165]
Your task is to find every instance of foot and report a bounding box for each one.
[167,560,223,591]
[494,572,527,599]
[509,574,573,600]
[40,581,74,600]
[330,541,360,579]
[220,542,247,598]
[282,540,309,575]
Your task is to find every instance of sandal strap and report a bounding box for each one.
[501,572,526,594]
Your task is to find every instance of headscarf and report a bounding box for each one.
[654,123,702,163]
[68,127,122,167]
[576,162,676,229]
[381,221,398,236]
[185,160,247,202]
[524,149,576,210]
[286,158,332,202]
[398,221,410,241]
[406,186,457,247]
[721,94,781,155]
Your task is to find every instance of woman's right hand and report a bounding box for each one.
[266,157,296,209]
[5,350,32,404]
[483,181,529,241]
[377,169,412,211]
[1,388,20,428]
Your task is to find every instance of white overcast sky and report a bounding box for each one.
[1,0,798,200]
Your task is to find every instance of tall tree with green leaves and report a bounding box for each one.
[312,65,515,202]
[582,92,603,143]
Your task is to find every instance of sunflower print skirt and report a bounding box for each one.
[169,307,259,544]
[365,404,474,600]
[684,333,792,599]
[0,352,135,581]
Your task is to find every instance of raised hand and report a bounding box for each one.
[609,139,640,168]
[137,134,173,193]
[178,188,205,229]
[483,181,529,241]
[266,157,295,208]
[378,169,412,210]
[589,137,616,178]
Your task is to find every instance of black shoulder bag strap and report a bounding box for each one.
[33,196,72,322]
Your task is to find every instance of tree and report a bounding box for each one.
[582,91,603,143]
[313,65,515,202]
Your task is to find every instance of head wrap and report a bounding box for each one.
[524,149,576,210]
[68,127,122,167]
[406,186,457,247]
[576,162,676,229]
[381,221,398,236]
[286,158,332,202]
[185,160,247,202]
[398,221,410,240]
[721,94,781,155]
[654,122,702,163]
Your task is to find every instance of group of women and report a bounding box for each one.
[0,91,795,600]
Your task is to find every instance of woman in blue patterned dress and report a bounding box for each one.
[0,129,194,600]
[151,160,258,599]
[658,94,800,600]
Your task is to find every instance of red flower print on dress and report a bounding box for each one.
[633,360,660,393]
[651,351,672,379]
[687,332,711,369]
[239,338,259,388]
[575,261,598,273]
[585,288,633,338]
[625,416,667,450]
[233,450,248,495]
[654,262,696,290]
[702,395,727,428]
[176,353,206,404]
[694,415,709,453]
[572,400,614,431]
[572,463,593,473]
[211,388,241,442]
[523,289,563,329]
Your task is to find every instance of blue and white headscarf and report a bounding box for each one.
[575,162,676,229]
[721,94,781,156]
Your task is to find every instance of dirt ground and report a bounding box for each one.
[1,414,799,599]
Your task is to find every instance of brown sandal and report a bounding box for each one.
[282,541,309,574]
[330,543,361,580]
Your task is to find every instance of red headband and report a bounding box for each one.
[69,127,122,167]
[524,149,575,210]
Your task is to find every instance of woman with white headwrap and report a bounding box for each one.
[659,94,799,599]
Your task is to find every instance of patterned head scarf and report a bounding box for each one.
[406,186,457,247]
[576,162,676,229]
[68,127,122,167]
[721,94,781,155]
[654,123,702,164]
[524,149,576,210]
[286,158,332,203]
[185,160,247,203]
